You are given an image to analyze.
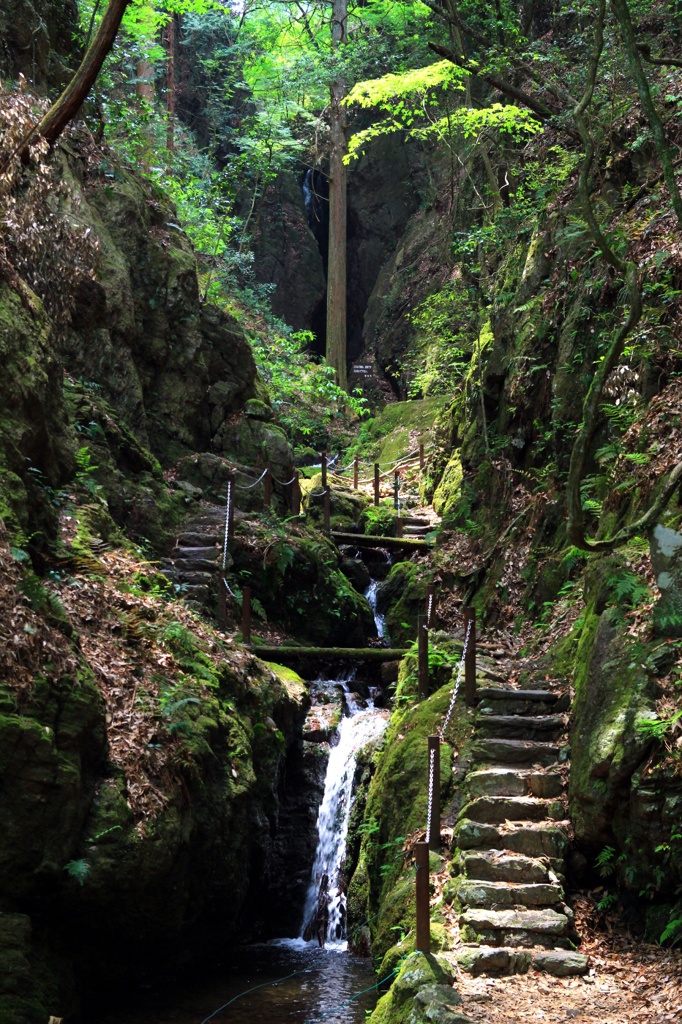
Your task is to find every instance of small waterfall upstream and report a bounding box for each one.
[364,580,387,642]
[300,681,388,949]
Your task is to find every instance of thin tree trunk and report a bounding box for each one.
[326,0,348,391]
[166,13,177,155]
[38,0,131,147]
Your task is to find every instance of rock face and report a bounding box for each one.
[0,0,78,89]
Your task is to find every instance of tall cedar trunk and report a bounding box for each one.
[326,0,348,391]
[166,13,177,155]
[37,0,131,147]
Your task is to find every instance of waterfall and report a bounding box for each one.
[364,580,387,642]
[300,682,388,949]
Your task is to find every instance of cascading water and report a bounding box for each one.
[300,680,388,949]
[364,580,387,641]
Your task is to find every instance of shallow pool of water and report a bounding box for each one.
[95,940,378,1024]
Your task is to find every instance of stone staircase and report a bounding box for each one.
[452,685,589,978]
[158,505,225,610]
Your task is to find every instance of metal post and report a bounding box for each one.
[264,467,272,506]
[291,471,301,516]
[419,443,425,471]
[227,473,235,539]
[394,471,399,509]
[242,586,252,646]
[418,614,428,700]
[217,577,228,631]
[353,457,359,490]
[323,488,331,534]
[464,605,477,706]
[426,583,436,629]
[427,735,441,851]
[321,451,327,490]
[415,842,431,953]
[396,515,403,538]
[374,463,380,506]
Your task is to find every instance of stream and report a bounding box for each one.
[98,671,389,1024]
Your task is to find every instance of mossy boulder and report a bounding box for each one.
[432,452,463,523]
[368,952,467,1024]
[377,562,432,645]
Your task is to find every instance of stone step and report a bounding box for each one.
[471,738,562,766]
[457,880,564,908]
[456,946,589,978]
[171,546,219,560]
[459,795,565,825]
[465,768,564,800]
[462,850,549,884]
[478,694,570,716]
[173,570,214,586]
[455,819,569,860]
[167,557,222,572]
[476,715,566,742]
[477,688,561,703]
[460,907,569,939]
[176,532,221,547]
[180,585,210,602]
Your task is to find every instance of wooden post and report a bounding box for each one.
[323,487,331,534]
[394,471,399,509]
[415,841,431,953]
[419,443,425,470]
[374,463,380,506]
[242,586,252,646]
[353,456,359,490]
[264,467,272,506]
[321,451,327,490]
[396,515,403,538]
[426,583,436,628]
[427,735,441,851]
[464,605,476,706]
[418,614,428,700]
[291,471,301,516]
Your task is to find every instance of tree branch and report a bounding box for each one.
[637,42,682,69]
[428,42,553,121]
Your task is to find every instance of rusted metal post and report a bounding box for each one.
[291,471,301,516]
[464,605,477,706]
[415,841,431,952]
[419,443,425,471]
[394,471,399,509]
[426,583,436,628]
[374,463,380,506]
[226,472,235,539]
[321,451,327,490]
[418,614,428,700]
[396,515,403,538]
[323,487,331,534]
[427,735,441,851]
[242,585,252,646]
[264,467,272,506]
[217,577,228,631]
[353,456,359,490]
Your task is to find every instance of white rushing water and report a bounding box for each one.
[300,685,388,949]
[364,580,387,641]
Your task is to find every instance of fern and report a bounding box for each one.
[609,570,649,607]
[64,859,90,886]
[661,916,682,946]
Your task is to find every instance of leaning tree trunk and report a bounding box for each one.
[326,0,348,391]
[37,0,131,147]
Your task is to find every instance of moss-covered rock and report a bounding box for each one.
[378,562,433,646]
[368,952,465,1024]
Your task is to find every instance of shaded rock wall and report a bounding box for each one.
[0,0,78,90]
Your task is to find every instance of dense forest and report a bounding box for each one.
[1,0,682,1021]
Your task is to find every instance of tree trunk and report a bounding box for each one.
[37,0,131,148]
[166,13,177,155]
[326,0,348,391]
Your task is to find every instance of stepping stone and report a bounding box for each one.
[453,820,502,850]
[532,950,590,977]
[461,907,569,935]
[457,880,564,908]
[504,825,569,859]
[464,768,564,800]
[476,715,565,741]
[472,738,561,766]
[459,795,564,825]
[456,946,532,977]
[172,546,219,560]
[463,850,548,884]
